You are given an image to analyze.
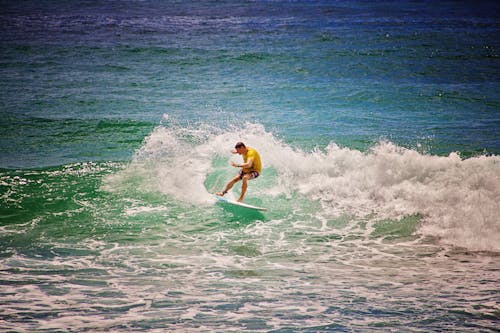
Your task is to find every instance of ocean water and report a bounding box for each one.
[1,1,499,332]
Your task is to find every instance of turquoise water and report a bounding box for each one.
[1,1,499,331]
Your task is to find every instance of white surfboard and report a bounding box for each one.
[213,195,267,211]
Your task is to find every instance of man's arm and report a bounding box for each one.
[231,158,253,168]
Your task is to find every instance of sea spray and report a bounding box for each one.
[107,123,500,252]
[273,141,500,251]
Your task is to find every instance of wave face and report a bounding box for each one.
[104,122,500,252]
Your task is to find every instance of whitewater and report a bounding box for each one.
[113,121,500,252]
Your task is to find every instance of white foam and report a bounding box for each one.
[105,122,500,252]
[124,205,169,217]
[263,138,500,252]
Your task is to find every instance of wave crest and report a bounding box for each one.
[108,122,500,252]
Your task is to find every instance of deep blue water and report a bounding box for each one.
[1,1,499,332]
[1,0,499,168]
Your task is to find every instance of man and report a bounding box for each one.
[216,142,262,202]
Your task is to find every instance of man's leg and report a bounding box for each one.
[216,174,241,196]
[237,174,251,202]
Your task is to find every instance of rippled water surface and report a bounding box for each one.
[1,1,499,331]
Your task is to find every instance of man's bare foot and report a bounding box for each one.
[216,191,226,196]
[237,197,243,202]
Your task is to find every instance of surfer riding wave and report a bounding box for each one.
[216,142,262,202]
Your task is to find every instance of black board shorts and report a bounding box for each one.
[238,170,260,180]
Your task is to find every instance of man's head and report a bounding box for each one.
[234,142,246,154]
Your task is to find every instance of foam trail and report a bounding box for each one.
[130,126,215,203]
[106,122,500,251]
